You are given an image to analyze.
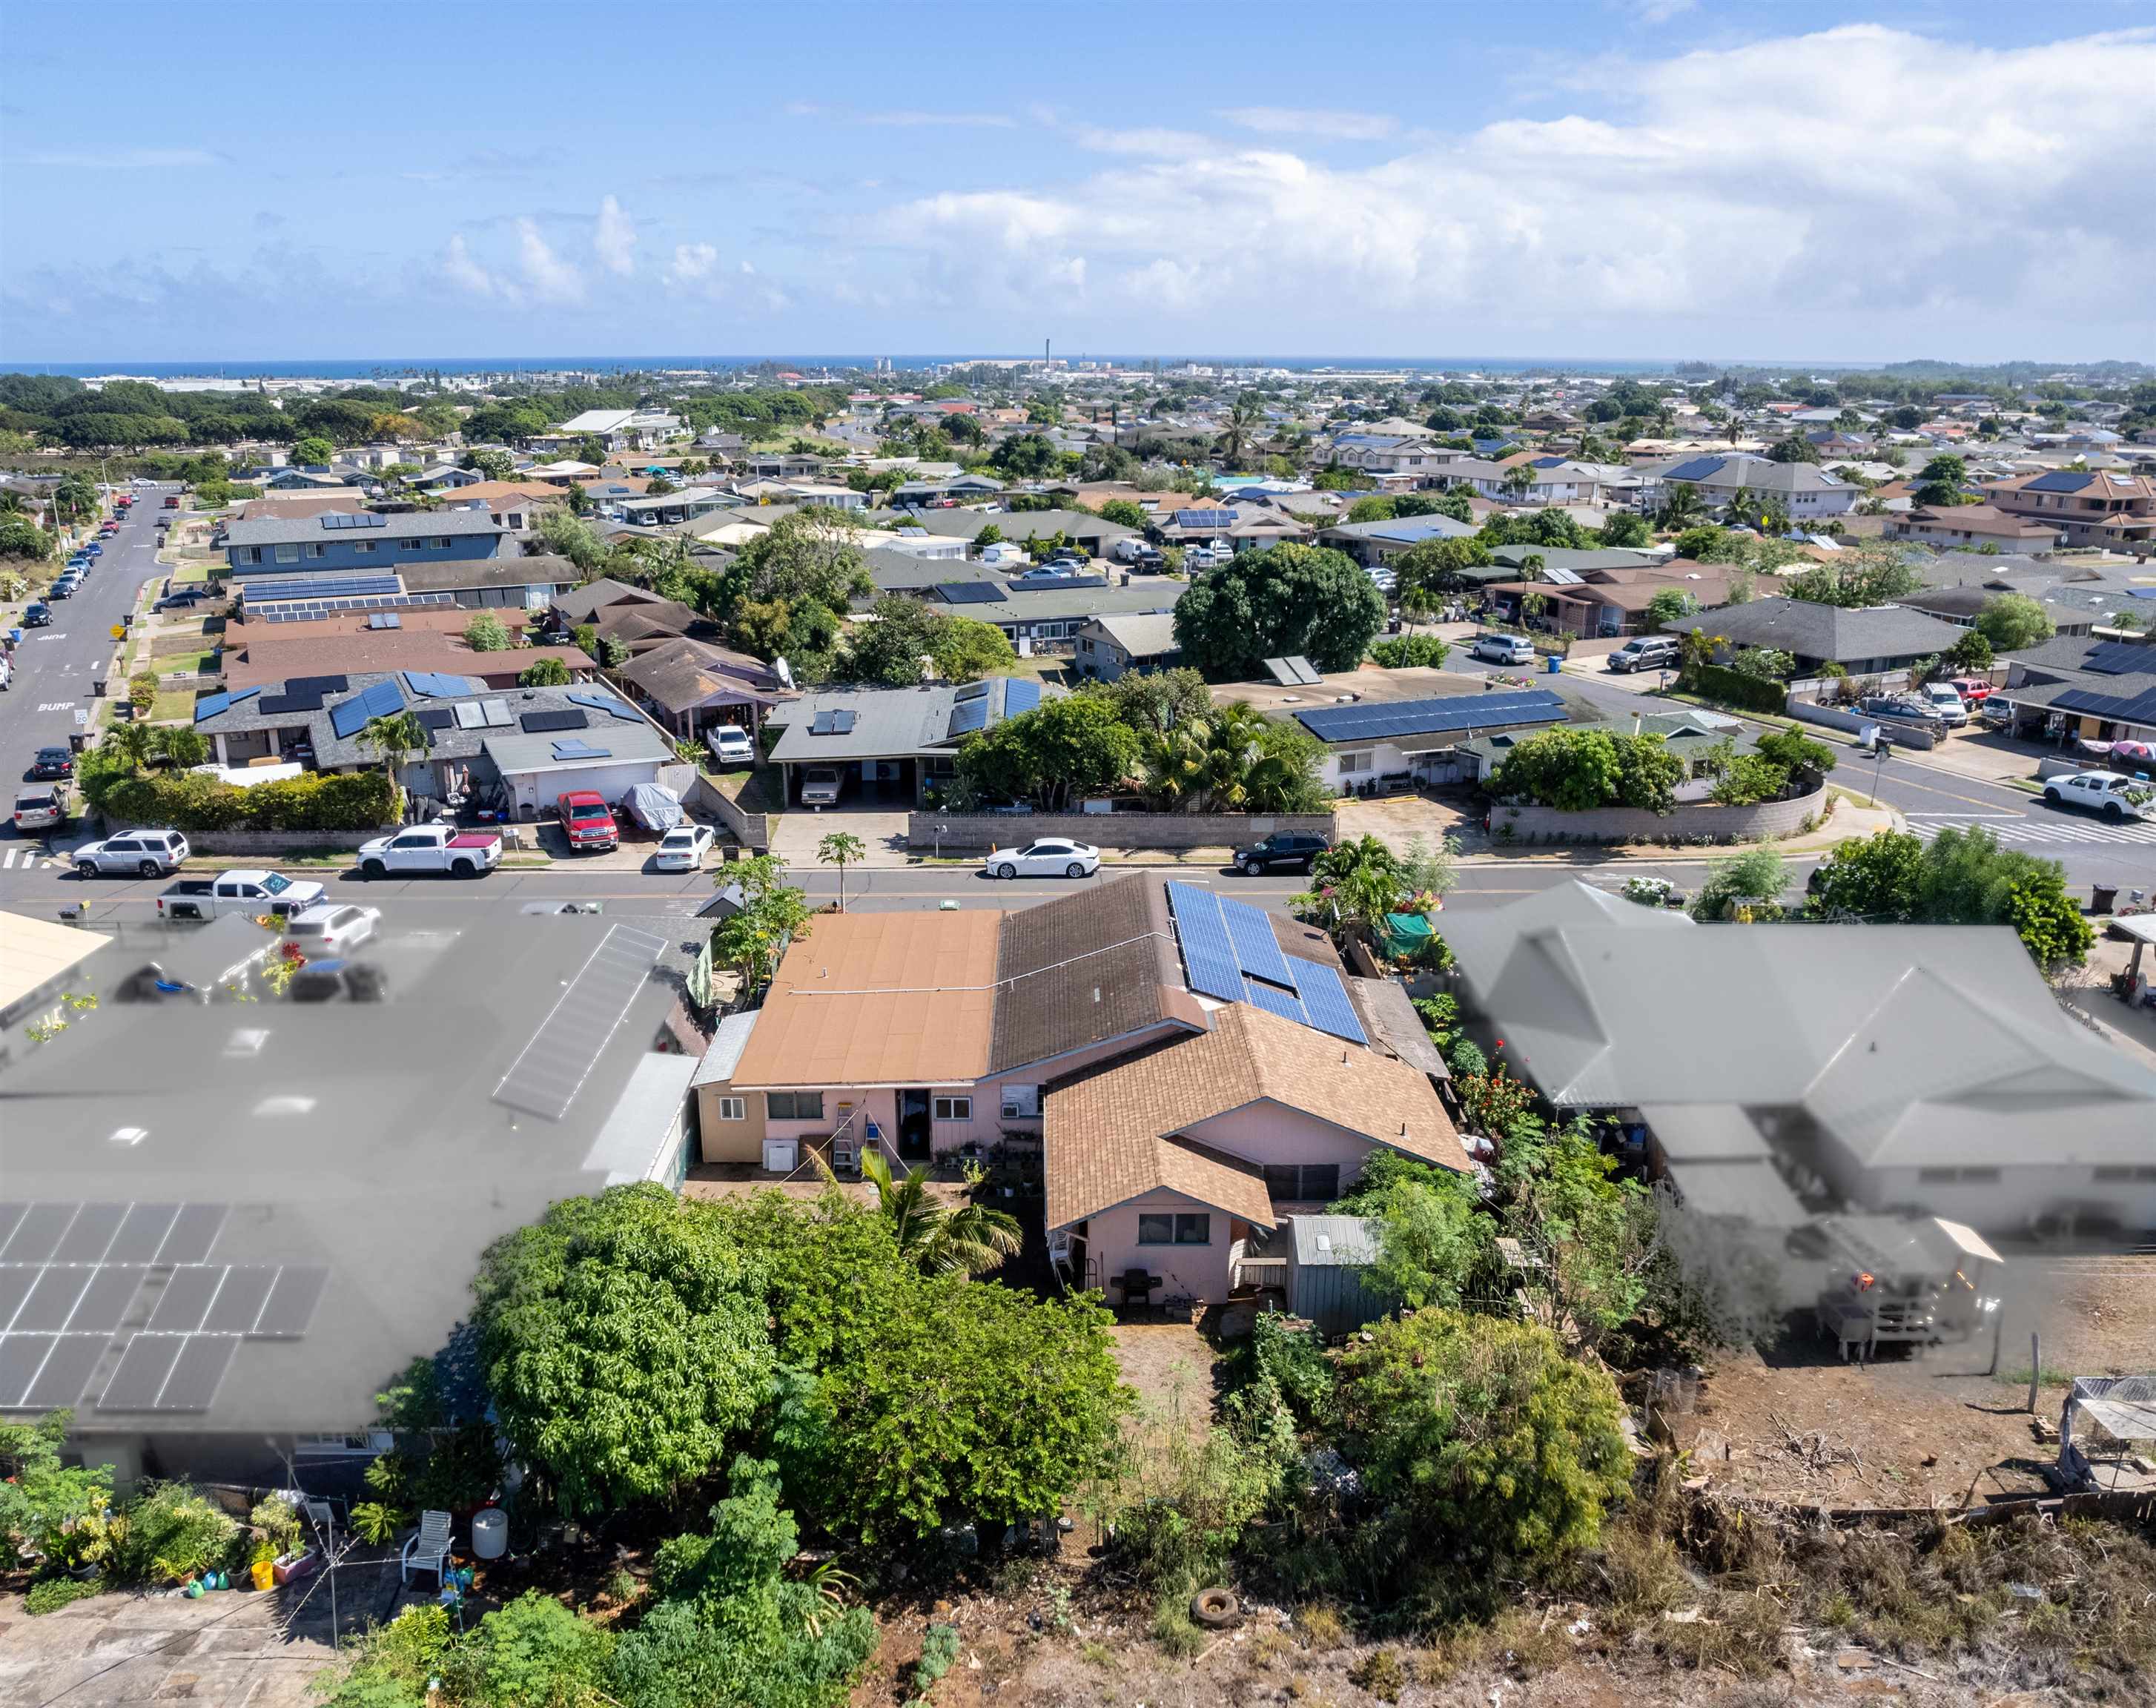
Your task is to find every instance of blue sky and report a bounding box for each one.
[3,1,2152,365]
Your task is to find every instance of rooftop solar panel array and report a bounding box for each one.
[251,593,454,620]
[566,691,641,721]
[519,708,588,734]
[2026,470,2096,492]
[2081,641,2156,678]
[1164,881,1369,1046]
[192,686,263,724]
[1002,678,1042,718]
[317,511,387,529]
[492,924,667,1122]
[327,678,407,740]
[933,580,1005,605]
[238,574,403,602]
[1174,509,1239,529]
[1295,689,1567,747]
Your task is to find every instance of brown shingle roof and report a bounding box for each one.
[1043,1002,1469,1231]
[225,609,594,691]
[989,875,1197,1073]
[615,637,778,711]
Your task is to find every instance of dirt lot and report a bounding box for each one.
[1108,1318,1222,1435]
[1670,1255,2156,1510]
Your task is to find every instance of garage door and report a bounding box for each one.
[509,761,663,815]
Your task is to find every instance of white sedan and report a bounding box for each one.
[654,823,718,871]
[285,902,381,955]
[982,838,1100,879]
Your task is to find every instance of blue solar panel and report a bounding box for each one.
[566,691,640,721]
[1002,678,1042,718]
[1220,893,1295,989]
[239,575,401,600]
[193,687,262,723]
[1166,882,1244,1003]
[947,699,990,739]
[934,581,1004,605]
[1296,690,1567,746]
[1294,960,1369,1046]
[1663,455,1728,483]
[2027,470,2095,493]
[2056,685,2156,724]
[2082,642,2156,678]
[1243,981,1309,1027]
[1174,509,1237,529]
[328,678,406,739]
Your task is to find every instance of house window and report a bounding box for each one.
[1337,752,1372,775]
[933,1096,972,1122]
[275,543,300,563]
[1138,1213,1212,1245]
[1001,1085,1039,1120]
[432,536,454,550]
[354,540,377,554]
[717,1096,747,1122]
[306,543,325,557]
[764,1090,824,1122]
[1261,1164,1340,1202]
[245,546,264,564]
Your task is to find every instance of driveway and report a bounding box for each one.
[1334,790,1484,855]
[768,806,913,867]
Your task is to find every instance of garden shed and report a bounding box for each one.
[1285,1215,1389,1339]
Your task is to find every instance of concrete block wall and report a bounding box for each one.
[1490,781,1828,846]
[908,810,1337,852]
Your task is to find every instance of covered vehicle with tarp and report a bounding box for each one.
[621,782,685,833]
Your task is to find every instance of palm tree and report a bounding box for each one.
[1219,392,1263,468]
[817,830,866,910]
[357,709,428,810]
[1657,483,1702,530]
[105,719,155,776]
[823,1148,1022,1278]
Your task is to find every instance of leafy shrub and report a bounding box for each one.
[1490,728,1684,815]
[1338,1311,1632,1572]
[1368,634,1450,669]
[1679,661,1788,714]
[96,767,397,833]
[116,1483,239,1584]
[449,1592,615,1708]
[250,1494,303,1557]
[1,1411,113,1571]
[913,1624,962,1695]
[25,1575,104,1615]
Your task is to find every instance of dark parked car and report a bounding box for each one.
[155,581,214,609]
[24,601,53,626]
[1233,831,1330,875]
[32,745,75,780]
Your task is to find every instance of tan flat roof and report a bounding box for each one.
[0,913,109,1014]
[730,909,1003,1088]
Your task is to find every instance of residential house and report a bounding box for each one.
[1983,469,2156,550]
[392,552,583,611]
[1074,612,1181,681]
[1887,504,2063,554]
[1287,685,1574,790]
[899,506,1141,559]
[613,486,738,527]
[1484,557,1733,639]
[693,876,1467,1304]
[221,606,595,694]
[1441,881,2156,1236]
[548,408,682,453]
[188,671,675,815]
[615,638,785,741]
[222,510,508,576]
[1326,434,1469,482]
[1316,513,1477,568]
[234,490,371,523]
[762,676,1060,805]
[437,480,567,536]
[1893,586,2094,638]
[1990,635,2156,746]
[0,907,695,1484]
[1655,453,1857,520]
[1659,597,1964,678]
[1435,458,1607,507]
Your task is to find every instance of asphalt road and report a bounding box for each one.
[2,483,177,795]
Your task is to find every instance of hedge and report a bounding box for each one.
[1681,662,1788,715]
[101,769,397,833]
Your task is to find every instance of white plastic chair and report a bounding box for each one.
[400,1509,452,1586]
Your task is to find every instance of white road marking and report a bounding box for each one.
[36,701,76,713]
[1910,812,2156,847]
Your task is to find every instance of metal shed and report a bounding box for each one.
[1284,1215,1389,1339]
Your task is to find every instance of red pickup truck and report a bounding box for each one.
[556,791,619,853]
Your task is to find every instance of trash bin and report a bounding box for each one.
[2092,884,2117,915]
[1546,652,1561,675]
[91,676,107,697]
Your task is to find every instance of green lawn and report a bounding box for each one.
[151,689,197,721]
[169,563,210,586]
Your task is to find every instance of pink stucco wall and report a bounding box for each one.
[1085,1190,1236,1302]
[1178,1100,1395,1174]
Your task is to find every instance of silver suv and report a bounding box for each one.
[75,829,191,878]
[1607,636,1682,673]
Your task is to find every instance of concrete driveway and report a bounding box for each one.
[768,807,913,867]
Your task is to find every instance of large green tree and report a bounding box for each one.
[470,1185,775,1515]
[1172,542,1386,679]
[1973,592,2054,652]
[957,695,1141,810]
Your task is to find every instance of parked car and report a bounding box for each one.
[653,823,717,871]
[74,828,191,878]
[1607,636,1682,673]
[156,868,326,921]
[30,746,73,780]
[1859,694,1943,725]
[555,791,620,853]
[705,724,755,766]
[1470,633,1536,666]
[1917,683,1970,726]
[285,901,382,954]
[162,494,180,509]
[983,838,1101,879]
[1947,675,1994,706]
[357,823,504,878]
[49,576,79,599]
[798,766,844,808]
[13,787,67,834]
[23,601,52,626]
[82,543,100,557]
[1234,831,1330,875]
[2043,769,2152,823]
[155,585,213,610]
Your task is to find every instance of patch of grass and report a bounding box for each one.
[1151,1595,1207,1658]
[1294,1604,1346,1651]
[1079,1640,1119,1671]
[25,1576,103,1615]
[1993,1365,2073,1388]
[1349,1647,1405,1702]
[151,689,197,721]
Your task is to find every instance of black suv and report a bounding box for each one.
[1233,832,1329,875]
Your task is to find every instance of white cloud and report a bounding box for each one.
[876,27,2156,350]
[516,218,583,304]
[595,195,636,275]
[442,234,496,297]
[1219,107,1398,142]
[665,242,719,285]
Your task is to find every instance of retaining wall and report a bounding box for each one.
[908,810,1337,853]
[1787,698,1940,749]
[1490,781,1828,847]
[688,771,771,852]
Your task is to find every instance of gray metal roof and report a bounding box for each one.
[224,509,505,549]
[1444,881,2156,1168]
[1083,612,1180,657]
[482,721,673,777]
[1660,596,1962,663]
[690,1011,759,1088]
[767,676,1064,764]
[1289,1215,1378,1268]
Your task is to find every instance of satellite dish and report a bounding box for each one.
[775,657,796,689]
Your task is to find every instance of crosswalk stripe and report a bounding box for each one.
[1908,812,2156,847]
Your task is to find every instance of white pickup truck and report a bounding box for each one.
[357,824,505,878]
[156,868,327,921]
[2043,769,2153,823]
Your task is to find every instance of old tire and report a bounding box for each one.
[1189,1588,1240,1629]
[363,858,386,878]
